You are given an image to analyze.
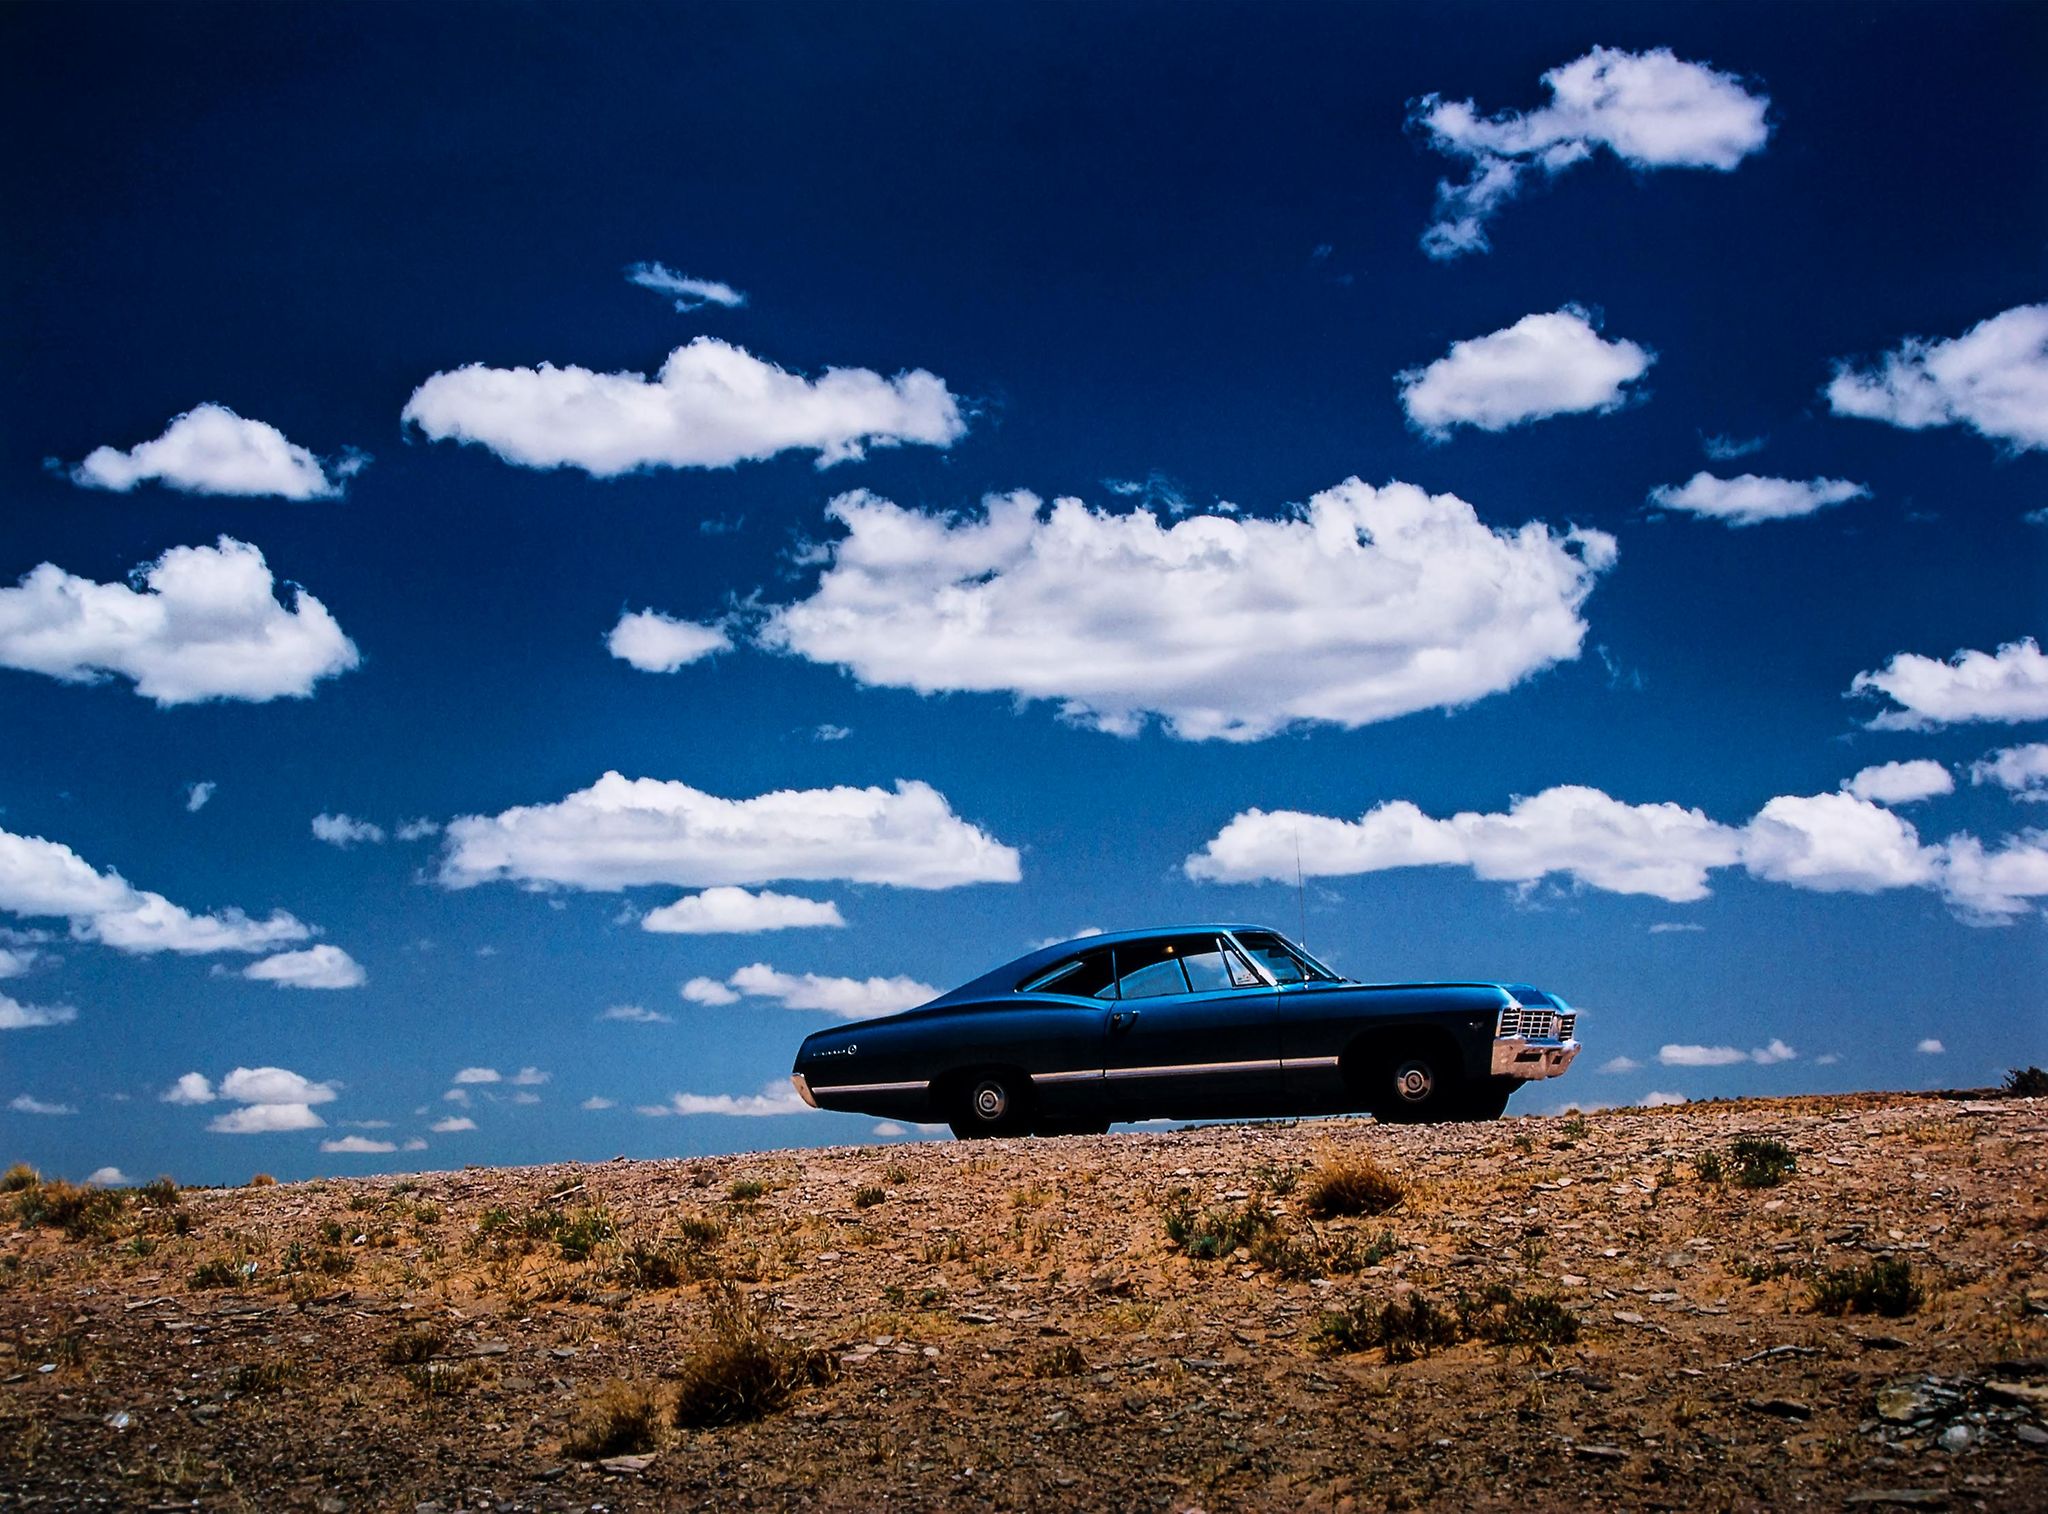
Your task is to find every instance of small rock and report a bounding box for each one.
[1612,1311,1646,1326]
[2014,1423,2048,1446]
[600,1453,656,1475]
[1746,1397,1813,1420]
[318,1498,347,1514]
[1937,1425,1970,1452]
[1573,1444,1627,1461]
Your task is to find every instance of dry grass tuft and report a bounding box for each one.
[671,1284,836,1428]
[564,1379,663,1459]
[1300,1156,1406,1219]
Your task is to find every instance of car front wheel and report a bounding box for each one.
[1369,1047,1463,1124]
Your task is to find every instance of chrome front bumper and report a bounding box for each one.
[1492,1037,1580,1081]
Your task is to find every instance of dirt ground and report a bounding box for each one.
[2,1089,2044,1512]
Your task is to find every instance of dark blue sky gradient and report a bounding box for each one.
[2,1,2043,1181]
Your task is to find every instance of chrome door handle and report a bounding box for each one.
[1109,1010,1140,1032]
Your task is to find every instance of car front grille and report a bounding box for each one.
[1498,1006,1575,1042]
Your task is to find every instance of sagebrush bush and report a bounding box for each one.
[565,1379,663,1459]
[671,1285,835,1428]
[1810,1257,1922,1318]
[1300,1156,1406,1219]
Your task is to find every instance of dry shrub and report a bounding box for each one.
[247,1174,278,1187]
[1810,1257,1922,1317]
[671,1284,836,1428]
[1300,1156,1406,1219]
[1030,1343,1090,1378]
[564,1379,663,1459]
[1,1164,39,1193]
[382,1328,446,1365]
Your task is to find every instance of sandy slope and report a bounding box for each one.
[2,1090,2044,1511]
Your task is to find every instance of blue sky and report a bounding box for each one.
[2,1,2043,1184]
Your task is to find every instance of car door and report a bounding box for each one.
[1100,933,1280,1117]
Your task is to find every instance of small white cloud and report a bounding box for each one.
[1827,303,2048,453]
[641,886,846,935]
[1970,743,2048,802]
[1837,762,1951,811]
[873,1121,907,1137]
[85,1166,128,1185]
[1814,1053,1842,1067]
[0,993,77,1030]
[161,1072,215,1105]
[431,1116,477,1133]
[601,1003,675,1023]
[69,403,355,498]
[679,978,740,1007]
[726,962,938,1019]
[1397,307,1653,435]
[442,1087,470,1105]
[1647,473,1868,527]
[221,1066,337,1106]
[510,1067,549,1086]
[762,480,1617,743]
[1638,1090,1689,1108]
[342,1119,392,1129]
[10,1093,75,1116]
[439,772,1019,892]
[242,944,366,990]
[1751,1038,1798,1065]
[813,724,852,742]
[185,781,216,813]
[1647,922,1705,934]
[605,610,731,673]
[209,1102,324,1133]
[510,1090,540,1105]
[1937,831,2048,923]
[1702,433,1767,460]
[1412,47,1771,257]
[1658,1044,1748,1067]
[402,1137,428,1151]
[1915,1038,1945,1055]
[394,818,441,842]
[312,814,385,848]
[321,1135,396,1154]
[1852,638,2048,730]
[1597,1055,1642,1073]
[402,337,966,476]
[0,538,359,706]
[451,1067,500,1084]
[0,947,33,980]
[582,1096,616,1111]
[637,1081,810,1117]
[624,262,747,312]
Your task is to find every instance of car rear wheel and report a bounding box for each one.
[947,1071,1030,1139]
[1369,1046,1463,1124]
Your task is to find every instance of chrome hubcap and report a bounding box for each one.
[1395,1062,1433,1102]
[973,1082,1007,1120]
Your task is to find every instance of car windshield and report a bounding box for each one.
[1229,930,1342,984]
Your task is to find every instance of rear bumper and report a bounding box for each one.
[1492,1037,1579,1081]
[791,1073,819,1109]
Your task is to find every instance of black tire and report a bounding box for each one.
[1367,1044,1464,1124]
[946,1071,1030,1139]
[1457,1079,1515,1122]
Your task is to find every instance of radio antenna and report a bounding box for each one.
[1294,826,1307,950]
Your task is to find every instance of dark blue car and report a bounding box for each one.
[790,924,1580,1138]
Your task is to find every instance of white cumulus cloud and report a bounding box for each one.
[0,993,76,1030]
[624,262,746,312]
[511,1067,549,1086]
[1648,472,1869,527]
[401,337,966,476]
[242,944,366,990]
[601,1002,675,1022]
[0,537,359,705]
[641,886,845,935]
[85,1167,128,1185]
[1397,308,1653,435]
[679,977,740,1007]
[1741,792,1943,892]
[582,1096,616,1110]
[0,824,311,956]
[1638,1091,1689,1108]
[1844,759,1954,806]
[451,1067,501,1084]
[10,1093,75,1116]
[205,1063,336,1133]
[1658,1044,1748,1067]
[1851,638,2048,730]
[185,781,216,813]
[439,772,1019,892]
[1412,47,1770,258]
[1938,832,2048,923]
[431,1116,477,1133]
[321,1136,396,1154]
[762,480,1616,742]
[161,1072,215,1105]
[724,963,938,1019]
[69,403,357,498]
[637,1082,810,1118]
[1916,1038,1945,1055]
[606,610,731,673]
[1826,303,2048,452]
[1971,743,2048,802]
[312,814,385,848]
[1597,1055,1642,1073]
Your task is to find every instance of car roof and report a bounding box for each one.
[919,923,1278,1010]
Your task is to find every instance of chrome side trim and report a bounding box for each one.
[1280,1055,1342,1070]
[1491,1037,1580,1081]
[1104,1058,1280,1080]
[1036,1068,1104,1083]
[790,1073,818,1109]
[808,1078,931,1096]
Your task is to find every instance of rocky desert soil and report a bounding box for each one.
[2,1090,2044,1513]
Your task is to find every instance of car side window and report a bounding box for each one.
[1021,947,1118,999]
[1181,941,1263,992]
[1117,958,1190,999]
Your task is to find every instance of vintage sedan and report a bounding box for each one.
[789,924,1579,1137]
